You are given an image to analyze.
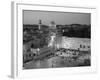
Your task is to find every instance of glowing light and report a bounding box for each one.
[48,33,56,47]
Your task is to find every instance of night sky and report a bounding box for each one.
[23,10,91,25]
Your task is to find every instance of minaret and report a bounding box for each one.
[38,20,42,30]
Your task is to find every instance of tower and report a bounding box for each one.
[38,19,42,30]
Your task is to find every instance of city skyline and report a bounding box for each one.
[23,10,91,25]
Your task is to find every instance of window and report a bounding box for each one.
[88,46,90,48]
[83,45,85,48]
[80,44,82,48]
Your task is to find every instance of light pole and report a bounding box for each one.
[52,60,53,68]
[37,48,41,68]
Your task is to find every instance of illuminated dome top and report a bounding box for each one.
[49,21,56,30]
